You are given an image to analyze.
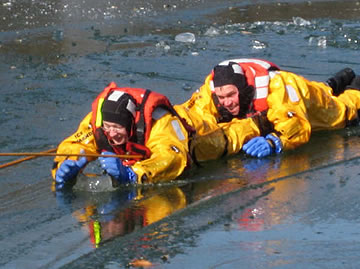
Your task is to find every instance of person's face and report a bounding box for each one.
[214,84,240,116]
[102,121,129,145]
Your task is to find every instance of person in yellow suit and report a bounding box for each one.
[51,82,191,190]
[177,58,360,159]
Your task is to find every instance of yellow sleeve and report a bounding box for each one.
[267,71,312,150]
[175,79,261,160]
[175,80,220,134]
[51,112,99,179]
[131,113,189,183]
[190,117,260,161]
[268,71,360,151]
[219,118,261,155]
[337,89,360,123]
[174,79,236,161]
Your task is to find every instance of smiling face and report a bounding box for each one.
[102,121,129,146]
[214,84,240,116]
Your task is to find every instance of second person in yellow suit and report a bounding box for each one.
[177,58,360,159]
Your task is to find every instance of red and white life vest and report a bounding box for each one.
[209,58,280,113]
[91,82,180,164]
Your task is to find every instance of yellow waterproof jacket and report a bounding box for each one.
[177,70,360,153]
[51,111,189,184]
[174,78,261,161]
[267,71,360,150]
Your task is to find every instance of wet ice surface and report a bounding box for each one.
[49,129,360,269]
[1,0,360,268]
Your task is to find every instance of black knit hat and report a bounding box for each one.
[213,62,247,90]
[213,62,255,118]
[101,91,137,135]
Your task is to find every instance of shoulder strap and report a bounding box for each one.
[136,89,151,145]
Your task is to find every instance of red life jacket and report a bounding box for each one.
[209,58,280,117]
[91,82,183,165]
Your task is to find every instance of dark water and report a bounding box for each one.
[1,0,360,268]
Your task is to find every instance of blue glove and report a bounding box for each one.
[243,134,282,158]
[98,151,137,184]
[55,157,87,190]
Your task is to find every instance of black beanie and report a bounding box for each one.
[101,92,136,135]
[213,62,247,90]
[213,62,255,118]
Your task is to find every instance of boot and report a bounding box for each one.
[326,67,355,96]
[345,76,360,90]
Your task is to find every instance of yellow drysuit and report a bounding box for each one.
[176,69,360,157]
[51,111,190,184]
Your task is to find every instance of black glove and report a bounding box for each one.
[327,68,355,96]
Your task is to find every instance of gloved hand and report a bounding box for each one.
[98,151,137,185]
[243,134,282,158]
[55,156,87,190]
[243,136,272,158]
